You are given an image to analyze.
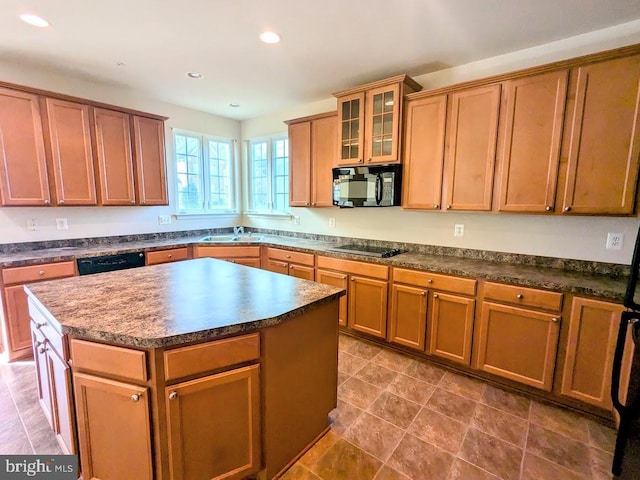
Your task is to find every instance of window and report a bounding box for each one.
[247,136,290,214]
[175,132,236,213]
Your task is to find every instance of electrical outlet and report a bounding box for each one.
[293,216,300,225]
[26,218,36,231]
[55,218,68,230]
[606,232,623,250]
[158,215,171,225]
[454,224,464,237]
[329,218,336,228]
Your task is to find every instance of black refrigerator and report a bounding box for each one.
[612,224,640,477]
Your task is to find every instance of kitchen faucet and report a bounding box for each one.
[233,226,244,236]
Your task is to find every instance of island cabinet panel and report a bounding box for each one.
[560,297,625,409]
[443,84,501,211]
[73,373,153,480]
[93,108,136,205]
[428,293,475,365]
[32,327,55,429]
[145,247,190,266]
[316,269,348,326]
[0,87,51,206]
[497,70,568,213]
[388,283,427,350]
[166,365,261,480]
[402,94,447,210]
[48,347,75,455]
[70,339,147,383]
[43,97,97,206]
[133,115,168,206]
[561,54,640,215]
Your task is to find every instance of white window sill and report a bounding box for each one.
[174,212,240,220]
[245,212,292,220]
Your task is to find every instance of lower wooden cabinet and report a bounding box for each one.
[388,283,428,350]
[428,292,475,365]
[145,247,190,266]
[263,247,315,281]
[316,269,348,326]
[349,275,388,338]
[194,245,261,268]
[166,365,261,480]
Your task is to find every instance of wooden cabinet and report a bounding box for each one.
[388,283,428,350]
[93,108,136,205]
[0,87,51,206]
[166,365,261,480]
[286,112,337,207]
[496,70,568,212]
[263,247,315,281]
[32,327,54,428]
[560,297,625,409]
[429,292,475,365]
[402,94,447,210]
[133,116,168,206]
[316,269,348,326]
[145,247,190,266]
[194,245,261,268]
[561,54,640,215]
[43,98,97,206]
[1,261,76,360]
[444,84,501,211]
[334,75,421,165]
[476,282,563,391]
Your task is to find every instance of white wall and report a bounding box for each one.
[0,62,242,244]
[241,20,640,264]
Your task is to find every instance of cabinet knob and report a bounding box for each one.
[312,202,316,206]
[563,206,571,212]
[35,322,46,329]
[169,391,178,400]
[342,275,347,280]
[421,291,426,296]
[433,294,439,299]
[34,340,44,347]
[38,270,45,276]
[289,265,294,270]
[516,294,523,299]
[286,255,291,259]
[357,159,363,163]
[433,204,439,209]
[427,279,433,283]
[38,346,47,354]
[351,278,355,282]
[446,205,452,210]
[552,317,560,323]
[306,202,310,206]
[142,200,146,205]
[167,254,173,258]
[131,200,135,204]
[545,206,552,211]
[59,199,65,205]
[131,394,141,402]
[44,199,50,205]
[139,253,144,257]
[367,158,372,162]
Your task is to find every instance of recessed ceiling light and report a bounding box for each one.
[260,31,281,44]
[186,72,203,79]
[19,13,50,28]
[229,103,240,108]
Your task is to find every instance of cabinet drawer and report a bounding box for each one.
[392,268,476,295]
[194,246,260,258]
[483,282,563,312]
[70,339,147,383]
[164,333,260,381]
[146,247,189,265]
[2,261,76,285]
[316,255,389,280]
[266,248,315,267]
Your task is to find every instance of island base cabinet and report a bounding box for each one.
[73,373,153,480]
[316,269,348,326]
[166,365,261,480]
[428,293,475,366]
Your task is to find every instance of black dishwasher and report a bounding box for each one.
[77,252,146,275]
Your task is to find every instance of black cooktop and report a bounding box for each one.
[328,244,404,258]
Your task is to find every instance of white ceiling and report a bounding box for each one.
[2,0,640,120]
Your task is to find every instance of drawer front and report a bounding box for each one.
[70,339,147,383]
[164,333,260,381]
[146,247,190,265]
[392,268,476,295]
[266,248,315,267]
[2,261,76,285]
[483,282,563,312]
[316,255,389,280]
[194,246,261,259]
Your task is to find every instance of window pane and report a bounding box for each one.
[207,139,232,209]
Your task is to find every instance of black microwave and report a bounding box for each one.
[332,164,402,207]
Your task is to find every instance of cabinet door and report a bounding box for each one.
[93,108,136,205]
[402,94,447,209]
[388,283,427,351]
[497,71,568,213]
[289,264,315,281]
[264,259,289,276]
[73,373,153,480]
[348,276,388,338]
[289,121,311,206]
[0,88,50,206]
[32,328,54,429]
[561,298,625,409]
[316,269,348,326]
[3,285,32,358]
[428,293,475,366]
[444,84,501,211]
[133,116,168,205]
[365,84,401,163]
[48,347,76,454]
[166,365,261,480]
[562,54,640,214]
[311,114,337,206]
[476,302,560,391]
[44,98,97,206]
[337,92,365,165]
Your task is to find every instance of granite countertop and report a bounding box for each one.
[1,232,629,301]
[24,258,344,348]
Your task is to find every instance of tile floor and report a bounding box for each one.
[0,334,618,479]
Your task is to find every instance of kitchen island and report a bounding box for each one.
[24,258,344,480]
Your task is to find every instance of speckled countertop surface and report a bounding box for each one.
[24,258,344,348]
[1,233,629,301]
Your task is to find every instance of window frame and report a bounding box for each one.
[245,135,291,216]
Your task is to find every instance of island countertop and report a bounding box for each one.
[24,258,345,348]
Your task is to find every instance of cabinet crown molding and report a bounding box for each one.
[332,74,422,98]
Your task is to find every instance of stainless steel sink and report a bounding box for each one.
[199,235,263,243]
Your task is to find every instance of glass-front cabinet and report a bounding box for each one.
[335,75,421,165]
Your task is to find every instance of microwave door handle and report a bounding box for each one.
[375,174,383,205]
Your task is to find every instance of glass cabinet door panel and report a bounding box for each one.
[373,94,383,114]
[338,93,365,164]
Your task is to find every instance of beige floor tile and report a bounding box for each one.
[368,391,421,430]
[354,363,398,389]
[281,463,323,480]
[338,351,369,376]
[481,385,531,420]
[337,371,350,386]
[448,458,501,480]
[312,438,383,480]
[338,377,382,409]
[426,388,478,424]
[471,403,528,448]
[439,371,486,401]
[348,340,385,360]
[371,349,414,373]
[526,424,592,476]
[408,407,467,454]
[386,373,435,405]
[329,400,364,436]
[529,401,590,443]
[458,428,523,480]
[403,359,446,385]
[588,419,617,453]
[387,433,454,480]
[344,412,405,462]
[299,431,339,469]
[373,465,410,480]
[520,452,585,480]
[339,334,358,351]
[590,446,615,480]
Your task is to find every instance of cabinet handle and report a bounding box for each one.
[35,322,46,329]
[446,205,451,210]
[433,294,439,299]
[563,206,571,212]
[38,346,47,354]
[516,294,523,299]
[131,394,141,402]
[421,291,426,296]
[38,270,45,275]
[139,253,144,257]
[167,254,173,258]
[545,206,552,211]
[552,317,560,323]
[290,265,295,270]
[44,199,50,205]
[34,340,44,347]
[286,255,291,259]
[433,204,439,209]
[169,391,178,400]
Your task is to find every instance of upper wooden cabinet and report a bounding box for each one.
[334,75,421,165]
[286,111,337,207]
[560,54,640,215]
[444,84,501,211]
[43,98,97,206]
[93,108,136,205]
[133,116,168,206]
[496,70,568,213]
[0,88,51,206]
